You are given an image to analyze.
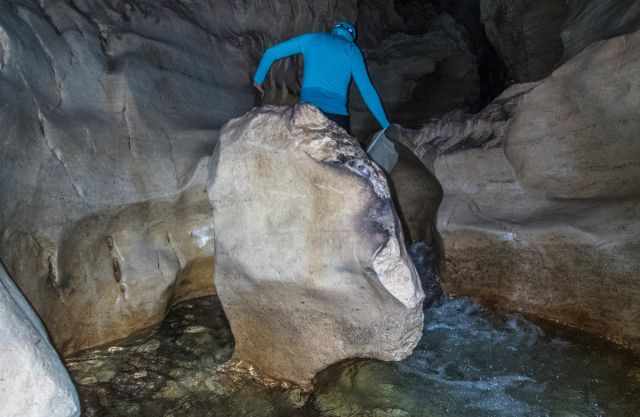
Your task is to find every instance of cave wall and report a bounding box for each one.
[395,31,640,350]
[0,0,357,355]
[350,0,506,137]
[481,0,640,82]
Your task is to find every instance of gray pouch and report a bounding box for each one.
[366,129,399,173]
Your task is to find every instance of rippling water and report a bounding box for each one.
[69,295,640,417]
[313,297,640,417]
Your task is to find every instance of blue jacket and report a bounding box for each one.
[253,32,390,129]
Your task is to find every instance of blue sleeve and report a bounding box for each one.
[351,47,390,129]
[253,34,310,85]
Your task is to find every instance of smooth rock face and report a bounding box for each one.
[481,0,640,81]
[3,180,217,356]
[562,0,640,59]
[505,30,640,200]
[480,0,567,82]
[404,32,640,350]
[0,263,80,417]
[209,105,424,387]
[0,0,356,354]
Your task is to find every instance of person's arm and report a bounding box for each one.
[253,34,310,85]
[351,48,390,129]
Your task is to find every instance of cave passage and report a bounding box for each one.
[2,1,640,416]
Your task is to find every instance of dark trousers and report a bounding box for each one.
[322,111,351,134]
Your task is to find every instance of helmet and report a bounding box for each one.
[332,21,357,41]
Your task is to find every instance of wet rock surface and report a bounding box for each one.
[209,105,424,387]
[70,295,640,417]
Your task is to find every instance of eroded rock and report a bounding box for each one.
[403,31,640,351]
[209,105,424,387]
[0,263,80,417]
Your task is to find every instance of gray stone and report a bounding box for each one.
[209,105,424,387]
[0,263,80,417]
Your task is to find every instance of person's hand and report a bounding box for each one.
[254,83,265,97]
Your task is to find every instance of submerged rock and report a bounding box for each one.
[68,296,309,417]
[0,263,80,417]
[209,105,424,388]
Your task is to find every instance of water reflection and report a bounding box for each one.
[69,296,640,417]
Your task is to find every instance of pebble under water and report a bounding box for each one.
[67,294,640,417]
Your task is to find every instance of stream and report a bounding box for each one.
[68,294,640,417]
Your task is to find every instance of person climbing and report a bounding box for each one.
[253,21,390,134]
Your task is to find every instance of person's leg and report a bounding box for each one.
[322,111,351,134]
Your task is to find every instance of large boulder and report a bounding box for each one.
[209,105,424,388]
[0,0,356,354]
[403,32,640,350]
[0,263,80,417]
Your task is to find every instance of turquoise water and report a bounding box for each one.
[313,297,640,417]
[69,296,640,417]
